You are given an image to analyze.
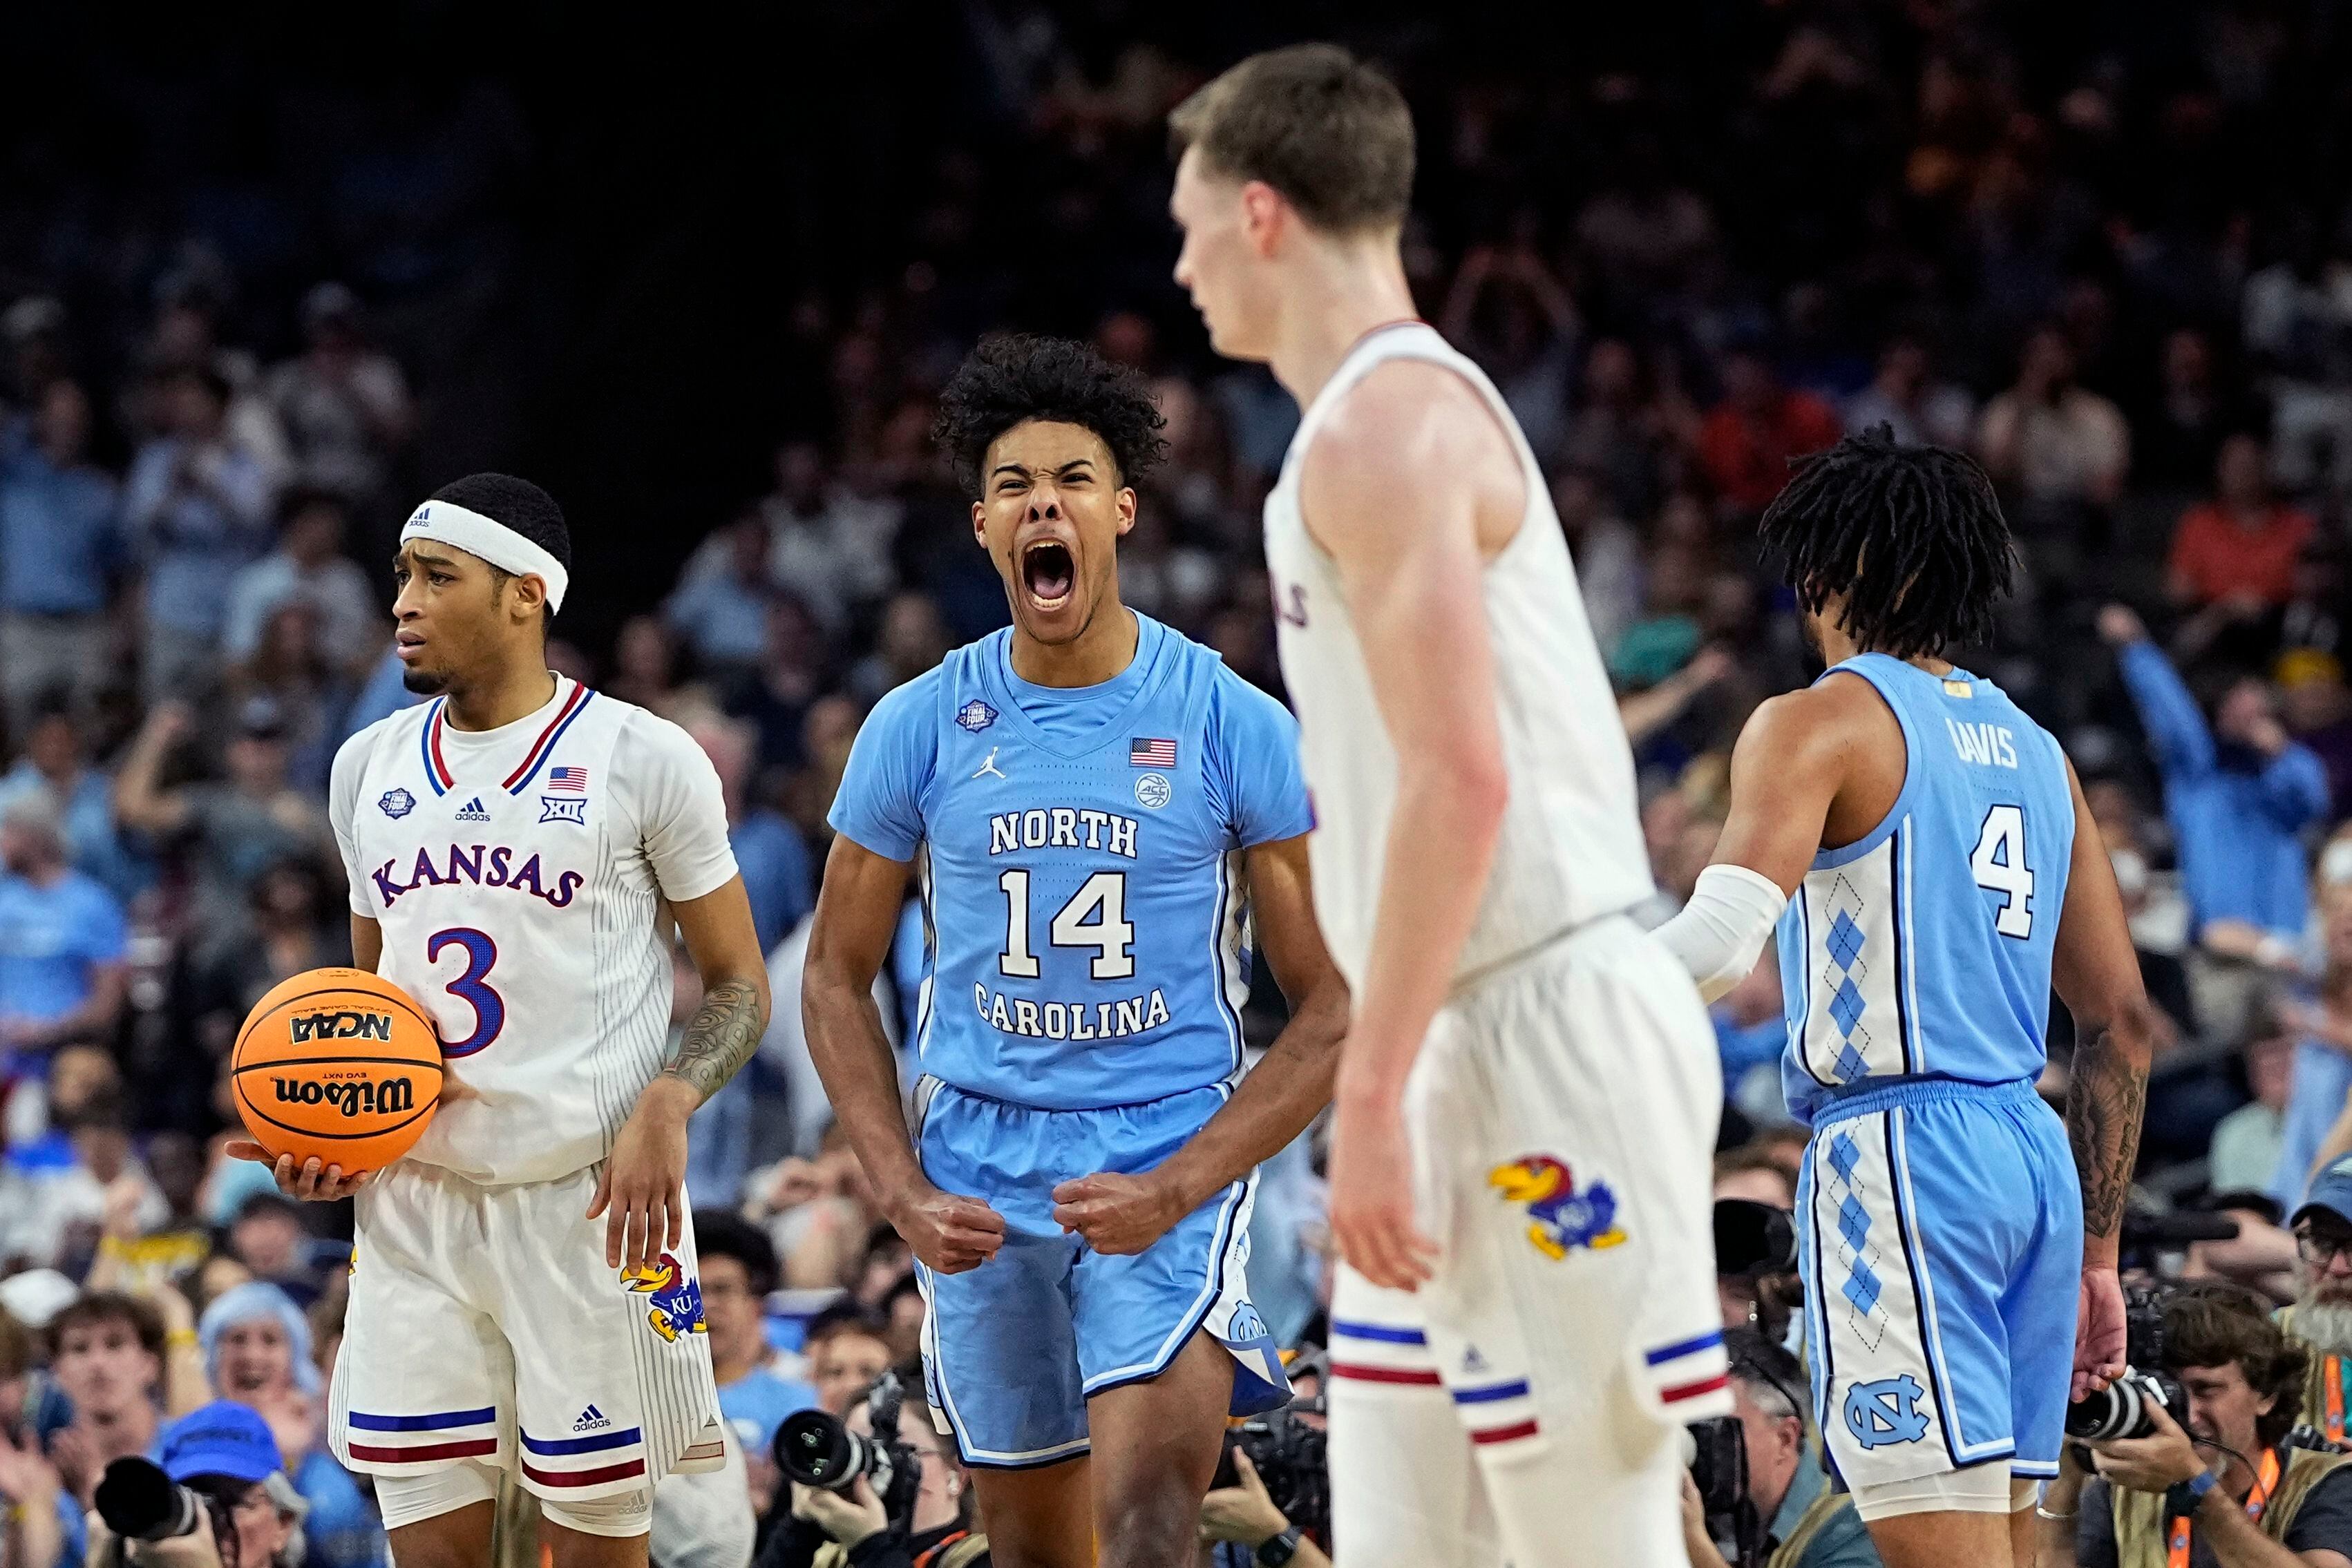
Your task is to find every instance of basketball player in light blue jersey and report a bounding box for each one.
[1653,428,2156,1568]
[802,336,1347,1568]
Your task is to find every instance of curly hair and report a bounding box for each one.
[1757,425,2019,660]
[2163,1281,2309,1451]
[933,334,1168,498]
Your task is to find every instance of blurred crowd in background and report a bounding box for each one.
[7,1,2352,1563]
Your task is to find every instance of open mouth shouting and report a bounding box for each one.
[1021,537,1077,615]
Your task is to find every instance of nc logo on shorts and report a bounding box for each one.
[622,1252,706,1342]
[1842,1375,1929,1450]
[956,699,998,733]
[1488,1154,1627,1260]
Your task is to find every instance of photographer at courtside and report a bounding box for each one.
[1681,1331,1881,1568]
[86,1402,307,1568]
[753,1376,986,1568]
[2040,1282,2352,1567]
[2277,1158,2352,1438]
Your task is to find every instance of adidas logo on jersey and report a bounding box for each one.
[573,1405,612,1433]
[455,796,491,823]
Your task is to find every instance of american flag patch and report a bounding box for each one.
[1130,738,1177,768]
[545,766,589,793]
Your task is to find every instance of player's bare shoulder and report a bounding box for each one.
[1298,358,1524,557]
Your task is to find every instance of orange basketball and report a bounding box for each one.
[231,968,443,1176]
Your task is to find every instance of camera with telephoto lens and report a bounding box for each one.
[774,1370,922,1524]
[1685,1417,1766,1568]
[1212,1361,1330,1542]
[2063,1285,2188,1442]
[94,1457,237,1558]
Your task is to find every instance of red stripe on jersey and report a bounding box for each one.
[1660,1373,1731,1404]
[1329,1363,1443,1386]
[1470,1419,1540,1445]
[502,680,588,789]
[426,705,453,791]
[522,1457,648,1488]
[348,1438,498,1464]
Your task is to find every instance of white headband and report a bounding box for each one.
[401,499,569,614]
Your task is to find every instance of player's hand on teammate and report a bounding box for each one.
[2073,1263,2128,1401]
[592,1077,697,1271]
[1051,1170,1186,1255]
[1328,1087,1438,1291]
[886,1177,1005,1274]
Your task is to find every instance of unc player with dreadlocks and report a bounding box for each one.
[1654,428,2157,1568]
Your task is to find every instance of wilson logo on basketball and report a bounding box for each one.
[288,1010,396,1044]
[272,1076,416,1118]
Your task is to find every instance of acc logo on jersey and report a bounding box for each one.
[379,789,415,819]
[1135,772,1172,810]
[623,1252,706,1342]
[540,796,588,825]
[1842,1375,1929,1450]
[956,699,998,733]
[1489,1155,1627,1259]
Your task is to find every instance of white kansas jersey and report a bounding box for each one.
[329,676,739,1186]
[1262,322,1653,988]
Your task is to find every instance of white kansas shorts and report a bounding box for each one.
[328,1161,724,1505]
[1327,917,1730,1568]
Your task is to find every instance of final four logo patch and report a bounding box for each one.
[956,700,998,733]
[378,789,415,819]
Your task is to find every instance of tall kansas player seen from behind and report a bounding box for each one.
[802,337,1347,1568]
[1652,431,2156,1568]
[231,474,774,1568]
[1171,45,1729,1568]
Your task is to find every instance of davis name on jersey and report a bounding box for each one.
[1778,656,2076,1125]
[329,676,739,1186]
[828,615,1313,1111]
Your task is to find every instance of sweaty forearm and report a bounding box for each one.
[802,968,924,1204]
[659,979,768,1103]
[2065,1017,2152,1264]
[1153,979,1346,1212]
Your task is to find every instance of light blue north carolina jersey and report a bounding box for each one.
[1779,654,2076,1125]
[828,614,1313,1111]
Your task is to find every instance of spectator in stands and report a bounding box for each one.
[605,615,682,714]
[0,792,127,1076]
[695,1211,818,1518]
[1553,467,1640,660]
[0,704,143,904]
[2098,605,2328,959]
[732,595,826,778]
[1,1090,166,1273]
[666,512,778,693]
[1696,343,1843,518]
[846,593,951,709]
[1561,337,1671,524]
[2209,1011,2293,1195]
[113,697,336,924]
[122,365,276,701]
[0,379,119,735]
[684,709,808,956]
[801,1311,892,1418]
[223,489,380,681]
[1436,242,1578,460]
[1978,325,2130,515]
[224,1195,321,1308]
[1714,1146,1796,1210]
[182,858,349,1067]
[2132,328,2239,494]
[258,284,412,508]
[44,1292,165,1513]
[198,1283,382,1568]
[754,441,896,635]
[1841,334,1973,450]
[2168,433,2317,611]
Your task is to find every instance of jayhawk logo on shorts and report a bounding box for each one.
[622,1253,707,1341]
[1488,1155,1627,1259]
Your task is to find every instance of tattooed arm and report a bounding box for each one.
[2051,759,2157,1398]
[594,873,773,1271]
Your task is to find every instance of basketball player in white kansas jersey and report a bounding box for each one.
[227,474,772,1568]
[1169,46,1729,1568]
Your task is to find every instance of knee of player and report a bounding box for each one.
[1094,1486,1207,1568]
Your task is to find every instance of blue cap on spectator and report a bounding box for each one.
[2293,1154,2352,1231]
[158,1402,281,1484]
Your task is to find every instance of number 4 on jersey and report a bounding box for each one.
[1971,805,2035,939]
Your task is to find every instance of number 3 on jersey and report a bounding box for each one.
[998,870,1135,979]
[426,927,505,1055]
[1971,805,2036,939]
